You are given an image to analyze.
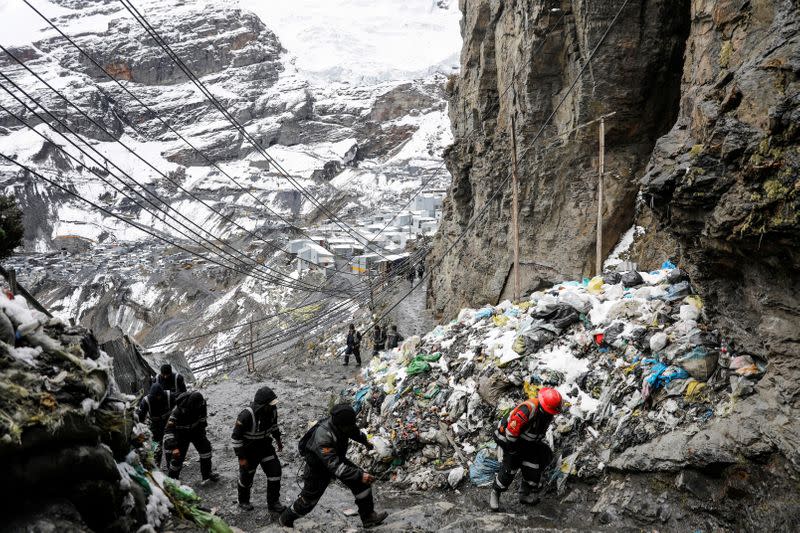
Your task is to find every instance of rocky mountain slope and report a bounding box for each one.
[0,0,459,356]
[428,0,800,528]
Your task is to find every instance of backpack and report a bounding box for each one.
[298,421,321,455]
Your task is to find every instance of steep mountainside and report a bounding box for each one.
[430,0,800,528]
[0,0,458,355]
[429,0,691,316]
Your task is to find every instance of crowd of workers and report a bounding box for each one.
[137,337,563,528]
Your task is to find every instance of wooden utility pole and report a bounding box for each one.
[510,114,521,302]
[7,268,18,295]
[596,118,605,276]
[368,267,375,312]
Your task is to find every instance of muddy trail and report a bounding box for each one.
[171,348,617,532]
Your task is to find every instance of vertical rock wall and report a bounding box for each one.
[639,0,800,365]
[429,0,691,318]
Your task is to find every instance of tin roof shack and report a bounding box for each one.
[296,243,335,273]
[351,253,382,274]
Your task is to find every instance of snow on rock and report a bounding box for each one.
[240,0,462,84]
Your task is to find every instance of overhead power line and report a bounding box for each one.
[117,0,393,262]
[18,0,371,283]
[0,75,344,294]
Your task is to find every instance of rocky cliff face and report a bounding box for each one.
[429,0,691,317]
[0,0,456,354]
[432,0,800,528]
[639,0,800,365]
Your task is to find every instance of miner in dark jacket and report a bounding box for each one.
[157,363,187,395]
[344,324,362,366]
[163,391,219,484]
[371,324,385,356]
[231,386,286,512]
[490,388,562,511]
[279,404,388,528]
[384,325,403,350]
[136,383,175,468]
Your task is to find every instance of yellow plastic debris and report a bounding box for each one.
[684,380,706,400]
[587,276,604,294]
[517,301,532,311]
[523,381,540,399]
[492,315,509,327]
[685,295,704,309]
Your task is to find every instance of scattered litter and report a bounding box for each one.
[342,261,765,494]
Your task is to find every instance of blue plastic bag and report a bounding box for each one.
[661,260,677,270]
[353,386,371,413]
[474,308,494,320]
[469,448,501,486]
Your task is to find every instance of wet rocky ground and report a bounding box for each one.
[171,352,616,532]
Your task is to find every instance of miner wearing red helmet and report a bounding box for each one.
[489,387,563,511]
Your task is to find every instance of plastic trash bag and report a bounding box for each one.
[661,260,677,269]
[676,346,718,381]
[665,281,692,301]
[559,290,593,314]
[523,380,540,399]
[621,271,644,288]
[649,332,668,352]
[644,361,689,389]
[353,386,372,413]
[448,466,466,488]
[372,436,393,460]
[679,304,700,321]
[406,353,442,376]
[529,304,579,331]
[469,448,501,487]
[492,315,510,327]
[587,276,604,294]
[406,359,431,376]
[189,507,234,533]
[474,307,494,320]
[666,269,689,284]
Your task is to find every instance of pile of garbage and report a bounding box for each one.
[347,263,766,492]
[0,289,231,532]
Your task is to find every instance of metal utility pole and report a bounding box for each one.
[596,118,605,276]
[510,114,521,303]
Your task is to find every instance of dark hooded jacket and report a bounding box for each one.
[157,371,187,395]
[231,386,281,457]
[299,410,369,482]
[163,391,207,450]
[136,383,175,424]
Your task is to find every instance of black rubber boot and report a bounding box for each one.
[361,511,389,528]
[519,483,539,505]
[279,508,297,528]
[269,501,287,513]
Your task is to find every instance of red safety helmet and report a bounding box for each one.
[538,387,563,415]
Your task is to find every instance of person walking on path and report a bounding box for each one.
[489,388,562,511]
[163,391,219,484]
[279,404,388,528]
[231,386,286,513]
[344,324,362,366]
